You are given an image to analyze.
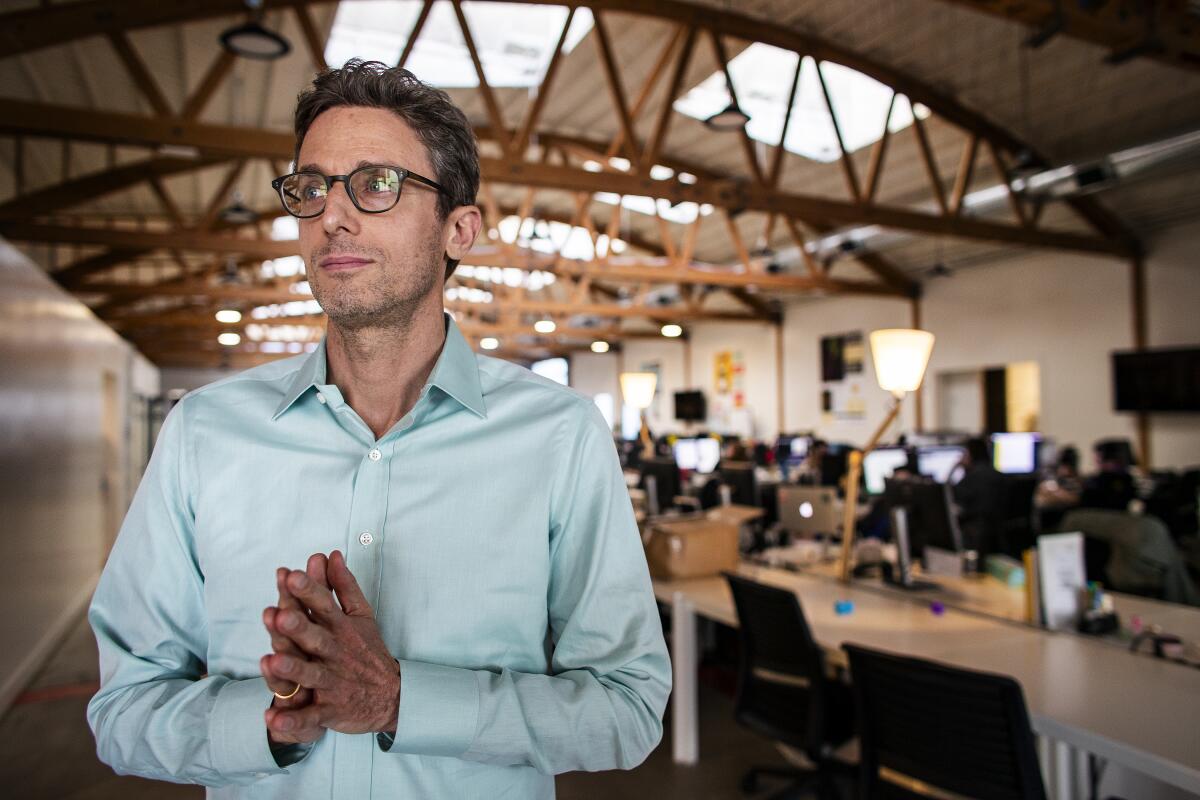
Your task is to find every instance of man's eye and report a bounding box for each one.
[366,177,394,193]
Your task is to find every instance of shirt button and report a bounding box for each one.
[316,393,327,404]
[368,448,382,461]
[359,531,374,546]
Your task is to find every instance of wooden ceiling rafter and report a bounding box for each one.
[0,0,1151,366]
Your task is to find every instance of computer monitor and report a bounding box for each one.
[639,458,680,516]
[695,437,720,474]
[991,432,1039,474]
[917,445,966,485]
[863,447,910,495]
[882,478,963,561]
[777,486,839,538]
[674,390,707,422]
[672,438,699,471]
[820,446,850,489]
[719,462,758,506]
[790,436,810,459]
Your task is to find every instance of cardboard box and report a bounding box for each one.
[645,515,739,580]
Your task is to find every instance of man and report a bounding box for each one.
[88,60,670,799]
[953,437,1005,556]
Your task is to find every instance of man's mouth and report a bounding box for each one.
[318,255,373,272]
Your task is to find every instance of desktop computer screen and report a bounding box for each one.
[917,445,966,485]
[992,432,1039,474]
[673,437,720,474]
[863,447,909,495]
[778,485,839,538]
[719,462,757,506]
[882,478,962,560]
[790,436,810,459]
[672,439,698,471]
[695,437,720,474]
[639,458,680,516]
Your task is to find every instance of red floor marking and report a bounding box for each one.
[12,681,100,706]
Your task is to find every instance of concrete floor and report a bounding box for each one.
[0,616,831,800]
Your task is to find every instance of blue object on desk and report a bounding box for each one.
[930,601,945,616]
[834,600,854,615]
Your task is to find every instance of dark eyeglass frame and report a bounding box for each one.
[270,164,447,219]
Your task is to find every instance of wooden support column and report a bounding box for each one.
[911,296,926,433]
[1131,255,1151,468]
[683,335,692,388]
[776,323,785,435]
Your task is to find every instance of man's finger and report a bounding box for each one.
[260,654,309,700]
[285,569,340,620]
[277,568,302,611]
[328,550,372,616]
[268,652,330,689]
[266,703,323,741]
[306,553,330,589]
[274,606,337,658]
[263,606,306,657]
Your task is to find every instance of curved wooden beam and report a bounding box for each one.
[0,0,1140,251]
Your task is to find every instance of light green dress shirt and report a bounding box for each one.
[87,315,671,799]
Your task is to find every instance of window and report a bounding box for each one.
[325,1,594,88]
[674,44,929,163]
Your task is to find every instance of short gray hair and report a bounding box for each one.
[293,60,479,276]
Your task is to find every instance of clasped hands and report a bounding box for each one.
[260,549,400,746]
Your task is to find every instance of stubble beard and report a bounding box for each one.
[308,235,443,334]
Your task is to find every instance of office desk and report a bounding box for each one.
[653,564,1200,799]
[796,556,1200,656]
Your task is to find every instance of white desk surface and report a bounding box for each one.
[653,563,1200,794]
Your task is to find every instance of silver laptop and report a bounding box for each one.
[778,485,839,539]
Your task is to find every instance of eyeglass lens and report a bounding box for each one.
[279,166,403,217]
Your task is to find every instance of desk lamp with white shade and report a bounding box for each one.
[620,372,659,460]
[837,329,935,582]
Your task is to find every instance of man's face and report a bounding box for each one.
[296,106,446,328]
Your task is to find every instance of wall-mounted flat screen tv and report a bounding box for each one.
[1112,348,1200,412]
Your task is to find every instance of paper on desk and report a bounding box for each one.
[1037,532,1087,631]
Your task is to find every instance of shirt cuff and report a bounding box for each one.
[210,676,303,780]
[382,660,479,757]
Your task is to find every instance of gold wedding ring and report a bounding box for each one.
[273,682,301,700]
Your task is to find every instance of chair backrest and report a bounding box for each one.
[844,644,1046,800]
[724,573,828,754]
[1061,509,1200,605]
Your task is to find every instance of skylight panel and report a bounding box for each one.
[324,1,594,88]
[674,44,928,163]
[593,193,714,226]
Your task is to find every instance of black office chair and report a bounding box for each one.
[844,644,1046,800]
[724,573,856,799]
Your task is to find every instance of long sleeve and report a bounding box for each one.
[86,399,298,786]
[383,399,671,774]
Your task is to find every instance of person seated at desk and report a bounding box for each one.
[723,439,750,463]
[1035,445,1083,528]
[789,438,828,485]
[954,437,1004,554]
[1081,439,1138,512]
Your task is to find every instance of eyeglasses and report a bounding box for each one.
[271,164,446,219]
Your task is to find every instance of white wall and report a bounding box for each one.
[569,324,783,440]
[922,249,1139,459]
[781,295,917,447]
[1144,220,1200,469]
[0,238,159,711]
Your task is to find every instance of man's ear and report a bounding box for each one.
[444,205,482,263]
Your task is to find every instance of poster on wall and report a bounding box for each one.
[712,350,751,436]
[713,350,746,408]
[820,332,866,420]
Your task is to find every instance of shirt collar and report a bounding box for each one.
[272,314,486,420]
